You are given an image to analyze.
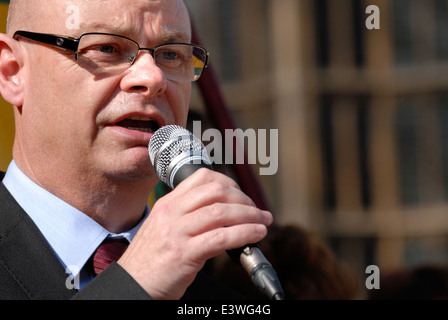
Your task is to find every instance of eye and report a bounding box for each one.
[99,44,116,54]
[162,50,179,60]
[79,42,127,64]
[79,43,122,56]
[91,43,124,55]
[155,46,189,68]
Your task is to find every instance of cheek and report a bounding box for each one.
[22,66,113,153]
[168,82,191,127]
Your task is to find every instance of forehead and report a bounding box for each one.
[47,0,190,42]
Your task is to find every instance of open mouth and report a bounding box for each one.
[116,116,160,133]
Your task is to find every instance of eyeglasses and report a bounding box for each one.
[13,30,209,82]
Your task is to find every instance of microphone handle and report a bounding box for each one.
[170,159,284,300]
[172,162,212,188]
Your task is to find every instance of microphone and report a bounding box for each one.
[149,125,284,300]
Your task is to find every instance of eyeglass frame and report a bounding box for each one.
[12,30,210,81]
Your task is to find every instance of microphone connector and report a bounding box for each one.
[239,246,284,300]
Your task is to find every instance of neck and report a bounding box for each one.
[14,157,157,234]
[75,176,155,233]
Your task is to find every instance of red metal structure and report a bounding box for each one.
[192,25,272,213]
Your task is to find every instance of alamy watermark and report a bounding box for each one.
[365,5,380,30]
[64,2,381,33]
[65,265,81,290]
[65,2,80,30]
[365,265,380,290]
[192,121,279,176]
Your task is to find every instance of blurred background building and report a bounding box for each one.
[2,0,448,298]
[185,0,448,297]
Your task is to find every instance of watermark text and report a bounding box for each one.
[192,121,278,176]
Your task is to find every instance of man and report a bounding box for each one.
[0,0,272,300]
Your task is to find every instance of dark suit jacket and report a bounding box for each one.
[0,171,241,300]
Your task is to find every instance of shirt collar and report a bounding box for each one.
[2,160,149,279]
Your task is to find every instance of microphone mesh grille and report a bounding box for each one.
[149,125,205,184]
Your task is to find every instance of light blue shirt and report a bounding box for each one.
[2,160,149,290]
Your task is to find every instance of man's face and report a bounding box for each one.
[17,0,192,183]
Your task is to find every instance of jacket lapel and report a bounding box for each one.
[0,176,77,299]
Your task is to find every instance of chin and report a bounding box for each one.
[96,156,152,181]
[110,164,156,181]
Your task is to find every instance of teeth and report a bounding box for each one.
[124,127,154,133]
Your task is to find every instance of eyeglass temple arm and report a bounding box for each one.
[13,31,79,52]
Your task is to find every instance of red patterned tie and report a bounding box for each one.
[93,238,129,275]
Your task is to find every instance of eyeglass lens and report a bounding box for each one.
[77,34,207,81]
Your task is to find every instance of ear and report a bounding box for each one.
[0,33,24,107]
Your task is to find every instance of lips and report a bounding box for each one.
[115,116,161,133]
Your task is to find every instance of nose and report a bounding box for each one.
[120,50,167,97]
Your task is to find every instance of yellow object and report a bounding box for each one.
[0,2,13,172]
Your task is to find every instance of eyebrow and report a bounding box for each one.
[159,28,191,43]
[78,22,191,44]
[77,22,124,36]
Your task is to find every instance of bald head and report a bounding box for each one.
[7,0,42,36]
[7,0,85,36]
[6,0,190,39]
